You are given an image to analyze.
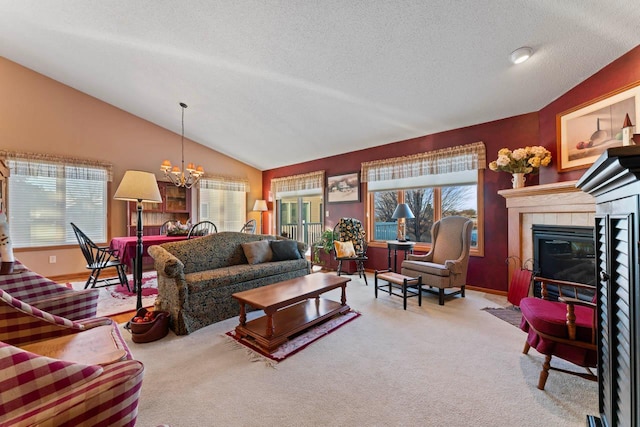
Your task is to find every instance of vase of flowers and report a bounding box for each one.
[489,146,552,188]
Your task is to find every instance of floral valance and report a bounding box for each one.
[199,175,250,192]
[0,150,113,181]
[271,170,325,198]
[361,141,486,184]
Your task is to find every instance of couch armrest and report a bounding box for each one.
[149,245,185,278]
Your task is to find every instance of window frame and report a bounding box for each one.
[365,172,484,257]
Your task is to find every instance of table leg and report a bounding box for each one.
[340,284,347,306]
[238,303,246,326]
[265,308,275,338]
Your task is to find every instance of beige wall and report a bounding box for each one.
[0,57,262,277]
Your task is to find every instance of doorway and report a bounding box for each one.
[277,195,323,245]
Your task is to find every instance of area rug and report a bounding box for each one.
[482,306,523,328]
[225,310,361,364]
[68,271,158,317]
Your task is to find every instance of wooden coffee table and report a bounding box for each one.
[232,274,351,352]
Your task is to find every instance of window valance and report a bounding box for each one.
[271,170,325,199]
[199,175,250,192]
[0,150,113,181]
[361,141,485,183]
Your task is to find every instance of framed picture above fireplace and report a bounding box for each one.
[557,81,640,172]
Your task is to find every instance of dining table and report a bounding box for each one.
[109,235,189,270]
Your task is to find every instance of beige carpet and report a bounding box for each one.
[122,273,597,427]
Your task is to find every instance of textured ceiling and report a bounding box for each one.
[1,1,639,170]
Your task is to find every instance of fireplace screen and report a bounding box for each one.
[532,224,595,301]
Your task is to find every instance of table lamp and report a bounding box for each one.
[392,203,415,242]
[253,199,268,234]
[114,171,162,310]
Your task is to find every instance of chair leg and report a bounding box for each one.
[117,265,130,292]
[337,260,343,276]
[522,341,530,354]
[358,261,368,285]
[538,355,552,390]
[439,288,445,305]
[461,285,465,298]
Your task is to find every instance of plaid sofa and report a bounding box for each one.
[149,231,310,335]
[0,260,99,320]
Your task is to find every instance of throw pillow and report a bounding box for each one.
[241,240,273,265]
[270,240,301,261]
[334,240,356,258]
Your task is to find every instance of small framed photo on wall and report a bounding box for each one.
[327,172,360,203]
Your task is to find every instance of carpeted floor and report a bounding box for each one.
[123,272,597,427]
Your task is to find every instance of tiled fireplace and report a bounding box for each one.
[498,180,596,286]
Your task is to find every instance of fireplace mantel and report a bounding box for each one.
[498,180,596,281]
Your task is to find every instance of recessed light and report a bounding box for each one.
[510,47,533,65]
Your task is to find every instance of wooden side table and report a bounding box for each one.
[386,240,415,272]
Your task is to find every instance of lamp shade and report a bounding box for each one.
[253,200,268,212]
[392,203,415,220]
[114,170,162,202]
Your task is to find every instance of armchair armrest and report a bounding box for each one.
[28,288,99,320]
[407,253,433,262]
[535,276,596,301]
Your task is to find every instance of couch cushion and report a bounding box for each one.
[241,239,273,264]
[270,240,302,261]
[334,241,355,258]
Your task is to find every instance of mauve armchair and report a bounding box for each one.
[0,341,144,427]
[400,216,473,305]
[0,259,100,321]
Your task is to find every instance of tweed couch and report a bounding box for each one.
[148,231,310,335]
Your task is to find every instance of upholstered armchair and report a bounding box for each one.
[400,216,473,305]
[519,276,597,390]
[0,341,144,427]
[0,259,100,320]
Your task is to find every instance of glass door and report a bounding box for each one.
[277,195,323,245]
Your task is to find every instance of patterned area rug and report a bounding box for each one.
[225,310,361,364]
[68,271,158,317]
[482,306,522,328]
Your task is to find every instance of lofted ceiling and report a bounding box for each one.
[1,1,640,171]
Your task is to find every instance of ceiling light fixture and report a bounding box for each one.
[161,102,204,188]
[510,47,533,65]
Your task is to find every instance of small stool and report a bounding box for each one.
[374,269,422,310]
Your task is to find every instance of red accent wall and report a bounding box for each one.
[263,45,640,293]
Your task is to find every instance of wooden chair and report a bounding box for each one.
[519,276,597,390]
[70,222,130,291]
[332,218,368,285]
[187,220,218,239]
[240,219,257,234]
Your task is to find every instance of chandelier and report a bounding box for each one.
[160,102,204,188]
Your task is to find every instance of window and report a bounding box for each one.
[5,156,111,248]
[371,183,479,248]
[362,141,485,254]
[199,177,249,231]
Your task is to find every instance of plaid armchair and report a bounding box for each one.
[0,341,144,427]
[0,260,99,320]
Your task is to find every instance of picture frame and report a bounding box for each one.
[557,81,640,172]
[327,172,360,203]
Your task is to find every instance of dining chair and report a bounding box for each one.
[70,222,130,290]
[240,219,257,234]
[187,220,218,239]
[332,218,368,285]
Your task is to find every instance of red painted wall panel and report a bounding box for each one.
[263,45,640,293]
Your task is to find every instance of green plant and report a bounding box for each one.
[312,229,335,264]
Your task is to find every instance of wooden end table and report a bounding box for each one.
[232,274,351,352]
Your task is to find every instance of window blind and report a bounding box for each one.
[199,176,249,232]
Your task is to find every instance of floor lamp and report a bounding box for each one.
[392,203,415,242]
[253,199,268,234]
[114,171,162,310]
